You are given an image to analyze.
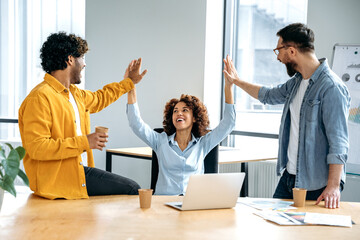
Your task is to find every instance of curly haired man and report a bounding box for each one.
[19,32,146,199]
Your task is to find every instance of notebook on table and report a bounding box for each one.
[165,172,245,211]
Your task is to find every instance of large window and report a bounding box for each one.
[0,0,85,141]
[224,0,307,148]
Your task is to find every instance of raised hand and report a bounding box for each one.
[124,58,147,84]
[223,55,260,100]
[223,55,240,84]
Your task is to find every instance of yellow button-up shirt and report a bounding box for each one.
[18,73,134,199]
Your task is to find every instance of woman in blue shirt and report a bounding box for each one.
[126,59,236,195]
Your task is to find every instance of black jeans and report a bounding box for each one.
[273,170,344,200]
[84,167,140,196]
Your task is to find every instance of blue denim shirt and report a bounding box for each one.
[258,59,350,191]
[127,103,236,195]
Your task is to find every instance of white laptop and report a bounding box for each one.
[165,172,245,211]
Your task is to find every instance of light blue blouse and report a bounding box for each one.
[126,103,236,195]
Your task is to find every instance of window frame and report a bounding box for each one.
[222,0,284,145]
[0,0,85,141]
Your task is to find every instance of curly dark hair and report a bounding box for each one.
[277,23,315,53]
[163,94,210,138]
[40,32,89,73]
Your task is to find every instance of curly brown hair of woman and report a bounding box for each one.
[163,94,210,138]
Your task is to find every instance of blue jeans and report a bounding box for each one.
[273,170,344,200]
[84,167,140,196]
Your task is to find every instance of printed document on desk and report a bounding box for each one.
[304,212,352,228]
[238,198,296,210]
[254,211,306,225]
[255,211,352,227]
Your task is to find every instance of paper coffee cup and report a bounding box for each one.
[292,188,307,207]
[138,189,153,208]
[95,126,109,133]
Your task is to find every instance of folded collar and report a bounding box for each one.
[44,73,67,93]
[168,132,199,145]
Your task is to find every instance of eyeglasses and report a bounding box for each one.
[273,46,288,55]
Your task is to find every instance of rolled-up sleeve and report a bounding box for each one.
[258,75,299,105]
[258,86,268,103]
[322,84,350,165]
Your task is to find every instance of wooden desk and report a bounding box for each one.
[1,189,359,240]
[106,147,152,172]
[106,147,277,169]
[105,146,277,196]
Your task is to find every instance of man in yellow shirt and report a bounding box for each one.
[18,32,147,199]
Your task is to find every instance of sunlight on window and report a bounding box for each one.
[0,0,85,140]
[229,0,307,134]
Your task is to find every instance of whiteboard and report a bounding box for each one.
[331,44,360,175]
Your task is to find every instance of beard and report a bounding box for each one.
[70,62,82,84]
[285,61,298,77]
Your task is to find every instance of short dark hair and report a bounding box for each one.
[40,32,89,73]
[163,94,210,138]
[276,23,315,53]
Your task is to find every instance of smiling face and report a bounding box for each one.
[70,56,86,85]
[172,101,195,131]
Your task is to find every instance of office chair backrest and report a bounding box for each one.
[150,128,219,192]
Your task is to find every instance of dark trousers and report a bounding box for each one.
[84,166,140,196]
[273,170,344,200]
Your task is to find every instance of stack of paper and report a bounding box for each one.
[254,211,352,228]
[237,198,296,211]
[254,211,306,225]
[304,212,352,227]
[238,197,353,227]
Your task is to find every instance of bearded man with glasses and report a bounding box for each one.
[223,23,350,209]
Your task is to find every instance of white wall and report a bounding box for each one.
[85,0,224,188]
[307,0,360,202]
[307,0,360,62]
